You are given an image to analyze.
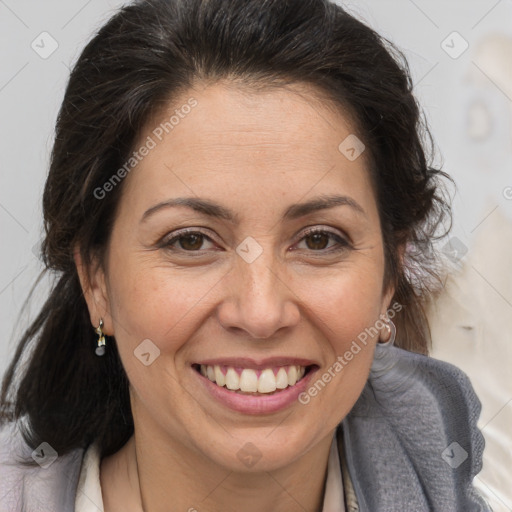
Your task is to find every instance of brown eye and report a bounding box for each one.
[304,231,331,250]
[162,229,216,252]
[177,233,205,251]
[295,228,351,253]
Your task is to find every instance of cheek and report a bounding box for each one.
[304,265,385,350]
[106,251,222,354]
[297,270,383,421]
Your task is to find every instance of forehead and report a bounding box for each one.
[119,81,376,221]
[151,81,360,159]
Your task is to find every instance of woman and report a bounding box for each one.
[0,0,493,511]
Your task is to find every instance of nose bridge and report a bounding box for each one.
[240,244,283,319]
[243,250,281,305]
[236,234,280,295]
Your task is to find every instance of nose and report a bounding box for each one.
[216,250,301,340]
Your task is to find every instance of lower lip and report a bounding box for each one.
[193,366,318,415]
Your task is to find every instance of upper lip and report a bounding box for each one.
[193,357,318,370]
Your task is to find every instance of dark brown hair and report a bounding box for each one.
[0,0,453,464]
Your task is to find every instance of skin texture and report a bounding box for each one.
[75,81,395,512]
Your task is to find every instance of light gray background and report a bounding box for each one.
[1,0,511,510]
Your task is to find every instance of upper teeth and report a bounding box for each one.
[199,365,307,393]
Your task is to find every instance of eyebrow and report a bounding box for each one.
[140,194,366,224]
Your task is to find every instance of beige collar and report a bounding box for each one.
[337,426,359,511]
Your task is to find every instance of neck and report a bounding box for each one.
[102,420,335,512]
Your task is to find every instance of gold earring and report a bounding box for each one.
[95,319,106,356]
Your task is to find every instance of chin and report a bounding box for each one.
[194,427,316,473]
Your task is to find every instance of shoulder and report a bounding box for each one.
[0,420,85,512]
[342,346,494,511]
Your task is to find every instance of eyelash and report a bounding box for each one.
[159,227,352,255]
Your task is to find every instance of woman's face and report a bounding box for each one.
[81,81,395,472]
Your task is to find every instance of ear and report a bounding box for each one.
[380,283,396,318]
[73,244,114,335]
[380,242,406,317]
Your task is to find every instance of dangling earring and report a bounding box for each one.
[379,318,396,347]
[95,319,106,356]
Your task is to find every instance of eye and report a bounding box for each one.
[161,229,217,252]
[293,227,351,253]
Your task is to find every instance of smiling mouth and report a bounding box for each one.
[192,363,316,395]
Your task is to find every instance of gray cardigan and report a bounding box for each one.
[0,344,493,511]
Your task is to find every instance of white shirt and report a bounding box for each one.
[75,431,345,512]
